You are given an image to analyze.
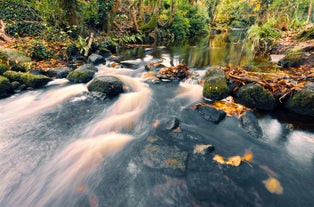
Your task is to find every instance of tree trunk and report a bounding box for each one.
[307,0,313,23]
[0,20,14,42]
[59,0,79,26]
[140,0,162,32]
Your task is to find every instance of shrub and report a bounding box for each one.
[29,42,49,61]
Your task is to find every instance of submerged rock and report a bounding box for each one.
[284,82,314,116]
[240,110,263,139]
[202,66,229,101]
[197,105,226,124]
[235,83,277,110]
[87,76,124,97]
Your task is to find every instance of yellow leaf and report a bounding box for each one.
[194,144,211,155]
[263,177,283,195]
[226,156,242,166]
[213,154,225,164]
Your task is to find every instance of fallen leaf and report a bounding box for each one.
[90,195,98,207]
[213,154,225,164]
[243,151,254,162]
[263,177,283,195]
[194,144,212,155]
[75,185,87,193]
[153,120,160,128]
[226,156,242,166]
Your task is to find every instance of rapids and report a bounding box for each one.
[0,39,313,207]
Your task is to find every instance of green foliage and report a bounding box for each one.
[112,32,144,46]
[168,4,208,40]
[0,0,41,22]
[29,42,49,61]
[0,0,44,37]
[76,36,89,55]
[247,19,281,55]
[6,22,44,37]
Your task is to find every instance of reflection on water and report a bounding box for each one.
[118,30,252,68]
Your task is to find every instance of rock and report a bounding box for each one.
[157,64,190,80]
[66,64,96,83]
[88,53,106,65]
[240,110,263,139]
[47,67,71,78]
[235,83,277,110]
[141,143,188,176]
[284,82,314,116]
[77,63,98,72]
[166,117,180,130]
[87,76,124,97]
[29,68,46,75]
[202,66,229,101]
[145,62,166,71]
[3,71,51,89]
[278,51,304,68]
[197,105,226,124]
[98,48,111,58]
[0,75,12,98]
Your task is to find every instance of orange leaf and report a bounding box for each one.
[213,154,225,164]
[243,151,253,162]
[263,177,283,195]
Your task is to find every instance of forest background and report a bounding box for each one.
[0,0,313,63]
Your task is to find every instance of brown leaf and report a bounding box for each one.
[213,154,225,164]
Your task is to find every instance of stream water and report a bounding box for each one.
[0,34,313,207]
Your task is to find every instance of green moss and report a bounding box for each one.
[67,70,95,83]
[236,83,277,110]
[278,50,304,68]
[0,75,11,92]
[3,71,51,88]
[202,67,229,101]
[0,64,9,75]
[285,90,314,116]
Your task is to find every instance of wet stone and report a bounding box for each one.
[166,117,180,130]
[197,105,226,124]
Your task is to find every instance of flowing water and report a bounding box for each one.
[0,34,314,207]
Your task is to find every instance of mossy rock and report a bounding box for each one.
[87,76,124,97]
[278,51,304,68]
[202,66,229,101]
[235,83,277,110]
[67,69,95,83]
[0,76,12,98]
[3,71,51,88]
[0,64,9,75]
[0,47,32,65]
[284,83,314,116]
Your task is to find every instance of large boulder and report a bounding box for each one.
[235,83,277,110]
[66,64,96,83]
[3,71,51,88]
[87,76,124,97]
[284,82,314,116]
[202,66,229,101]
[88,53,106,66]
[0,76,12,98]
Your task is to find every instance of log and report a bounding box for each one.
[0,20,14,42]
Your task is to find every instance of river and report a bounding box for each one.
[0,34,313,207]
